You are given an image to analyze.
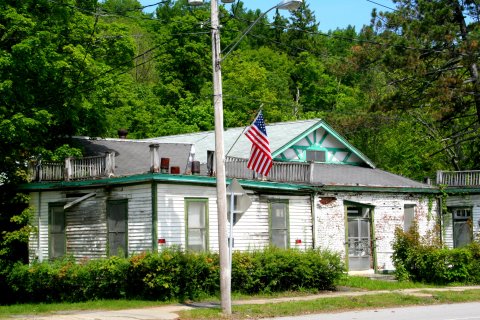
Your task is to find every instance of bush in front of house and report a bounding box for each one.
[2,247,344,304]
[392,223,480,284]
[231,247,344,293]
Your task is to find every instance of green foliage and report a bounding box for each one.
[1,248,343,305]
[362,0,480,171]
[231,247,344,294]
[392,223,480,284]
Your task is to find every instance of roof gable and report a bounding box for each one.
[272,120,375,168]
[145,119,375,168]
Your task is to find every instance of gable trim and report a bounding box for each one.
[272,120,376,168]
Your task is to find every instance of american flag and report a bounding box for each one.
[244,111,273,176]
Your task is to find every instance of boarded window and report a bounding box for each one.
[186,199,208,252]
[404,205,416,232]
[107,200,127,257]
[49,205,65,259]
[270,201,289,249]
[452,207,472,248]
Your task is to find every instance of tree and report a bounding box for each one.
[360,0,480,170]
[0,0,139,262]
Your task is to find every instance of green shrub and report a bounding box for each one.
[2,248,344,304]
[126,249,184,300]
[392,224,480,284]
[80,256,129,300]
[178,251,219,300]
[232,247,344,294]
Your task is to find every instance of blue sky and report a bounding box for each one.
[138,0,395,32]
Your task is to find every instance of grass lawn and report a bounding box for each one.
[179,289,480,319]
[0,300,170,318]
[0,276,478,319]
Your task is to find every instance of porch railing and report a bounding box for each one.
[436,170,480,187]
[225,156,313,183]
[30,152,115,182]
[30,153,313,184]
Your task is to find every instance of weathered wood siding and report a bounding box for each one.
[109,184,153,255]
[315,192,436,271]
[444,194,480,248]
[66,188,107,259]
[29,184,153,262]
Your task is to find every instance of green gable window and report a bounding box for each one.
[270,200,289,249]
[49,204,65,259]
[186,198,208,252]
[306,150,326,162]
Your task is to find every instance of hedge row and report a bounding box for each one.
[392,224,480,284]
[0,247,344,304]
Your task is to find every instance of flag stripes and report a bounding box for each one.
[244,111,273,177]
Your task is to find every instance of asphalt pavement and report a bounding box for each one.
[9,286,480,320]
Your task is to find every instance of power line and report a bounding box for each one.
[365,0,397,12]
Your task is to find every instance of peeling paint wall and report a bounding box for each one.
[315,192,437,271]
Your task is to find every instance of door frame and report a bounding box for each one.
[344,200,376,272]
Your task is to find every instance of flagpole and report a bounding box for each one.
[225,105,264,157]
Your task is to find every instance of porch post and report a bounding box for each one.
[64,157,72,181]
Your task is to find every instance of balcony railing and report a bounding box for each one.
[29,153,313,184]
[225,156,313,183]
[30,153,115,182]
[436,170,480,187]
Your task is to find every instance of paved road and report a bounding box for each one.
[264,302,480,320]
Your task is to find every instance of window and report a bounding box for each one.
[306,150,326,163]
[186,199,208,252]
[49,204,65,259]
[404,205,416,232]
[270,200,289,249]
[452,207,472,248]
[107,200,128,257]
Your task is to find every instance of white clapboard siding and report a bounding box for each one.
[288,196,313,249]
[111,184,153,254]
[230,194,270,251]
[155,185,313,252]
[156,184,218,251]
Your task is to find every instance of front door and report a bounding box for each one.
[347,206,372,271]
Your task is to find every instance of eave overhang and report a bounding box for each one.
[20,173,320,194]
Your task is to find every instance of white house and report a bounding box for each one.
[23,119,438,273]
